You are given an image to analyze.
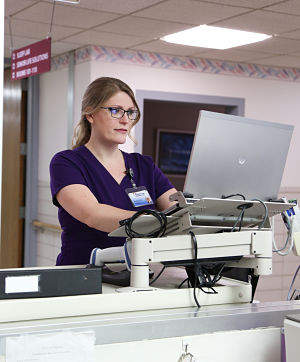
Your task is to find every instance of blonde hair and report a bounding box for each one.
[72,77,140,149]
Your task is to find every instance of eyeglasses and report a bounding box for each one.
[100,107,139,121]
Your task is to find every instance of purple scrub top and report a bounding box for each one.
[50,145,174,265]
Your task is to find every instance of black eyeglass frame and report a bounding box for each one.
[100,106,139,121]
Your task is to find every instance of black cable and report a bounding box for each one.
[224,196,266,231]
[197,266,216,294]
[188,232,227,305]
[120,209,167,238]
[149,265,166,286]
[197,266,219,295]
[206,263,226,286]
[222,193,246,200]
[239,209,245,231]
[178,277,189,289]
[231,206,247,232]
[222,193,247,231]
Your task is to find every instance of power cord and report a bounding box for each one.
[120,209,167,238]
[222,194,268,230]
[231,205,248,232]
[188,231,226,308]
[178,277,189,289]
[222,193,249,231]
[222,193,246,200]
[149,265,166,286]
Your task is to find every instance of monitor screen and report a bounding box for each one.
[184,111,294,201]
[155,129,194,175]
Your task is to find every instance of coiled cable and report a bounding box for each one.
[121,209,168,238]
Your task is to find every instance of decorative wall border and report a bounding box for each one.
[51,45,300,82]
[51,52,70,71]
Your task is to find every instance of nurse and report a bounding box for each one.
[50,77,176,265]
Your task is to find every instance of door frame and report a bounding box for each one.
[135,90,245,154]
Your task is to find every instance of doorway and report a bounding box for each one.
[136,90,244,190]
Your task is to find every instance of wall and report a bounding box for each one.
[89,59,300,187]
[35,46,300,302]
[39,67,68,181]
[37,60,91,265]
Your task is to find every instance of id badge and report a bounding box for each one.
[125,186,154,207]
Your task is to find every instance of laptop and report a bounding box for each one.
[110,111,294,236]
[183,110,294,202]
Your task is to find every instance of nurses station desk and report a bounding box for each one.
[0,196,299,361]
[0,265,299,362]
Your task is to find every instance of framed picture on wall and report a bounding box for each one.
[155,128,194,175]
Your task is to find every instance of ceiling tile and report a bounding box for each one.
[238,37,300,54]
[13,2,121,29]
[264,0,300,16]
[43,0,164,14]
[5,0,300,67]
[194,0,285,9]
[4,47,11,58]
[63,30,149,48]
[191,48,271,62]
[4,34,39,54]
[51,41,79,56]
[281,29,300,40]
[290,50,300,56]
[4,18,82,42]
[133,0,250,25]
[4,0,37,16]
[253,54,300,67]
[94,16,192,38]
[214,9,300,34]
[132,39,209,56]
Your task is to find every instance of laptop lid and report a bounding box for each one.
[183,111,294,201]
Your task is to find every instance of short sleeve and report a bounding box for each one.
[50,151,88,207]
[151,158,175,199]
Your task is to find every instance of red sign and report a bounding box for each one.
[11,38,51,80]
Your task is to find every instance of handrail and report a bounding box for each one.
[32,220,62,232]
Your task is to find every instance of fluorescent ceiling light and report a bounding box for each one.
[55,0,80,4]
[161,25,271,50]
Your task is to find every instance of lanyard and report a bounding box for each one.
[126,168,136,188]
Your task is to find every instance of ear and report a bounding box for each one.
[86,114,94,124]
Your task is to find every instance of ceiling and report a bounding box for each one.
[4,0,300,68]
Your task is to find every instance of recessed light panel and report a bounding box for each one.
[55,0,80,4]
[161,25,271,50]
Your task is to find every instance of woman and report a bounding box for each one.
[50,77,176,265]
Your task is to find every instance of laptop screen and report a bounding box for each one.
[183,111,294,201]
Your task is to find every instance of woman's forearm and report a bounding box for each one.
[83,203,135,233]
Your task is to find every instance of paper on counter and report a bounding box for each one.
[6,330,95,362]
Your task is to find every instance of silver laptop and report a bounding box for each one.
[183,111,294,201]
